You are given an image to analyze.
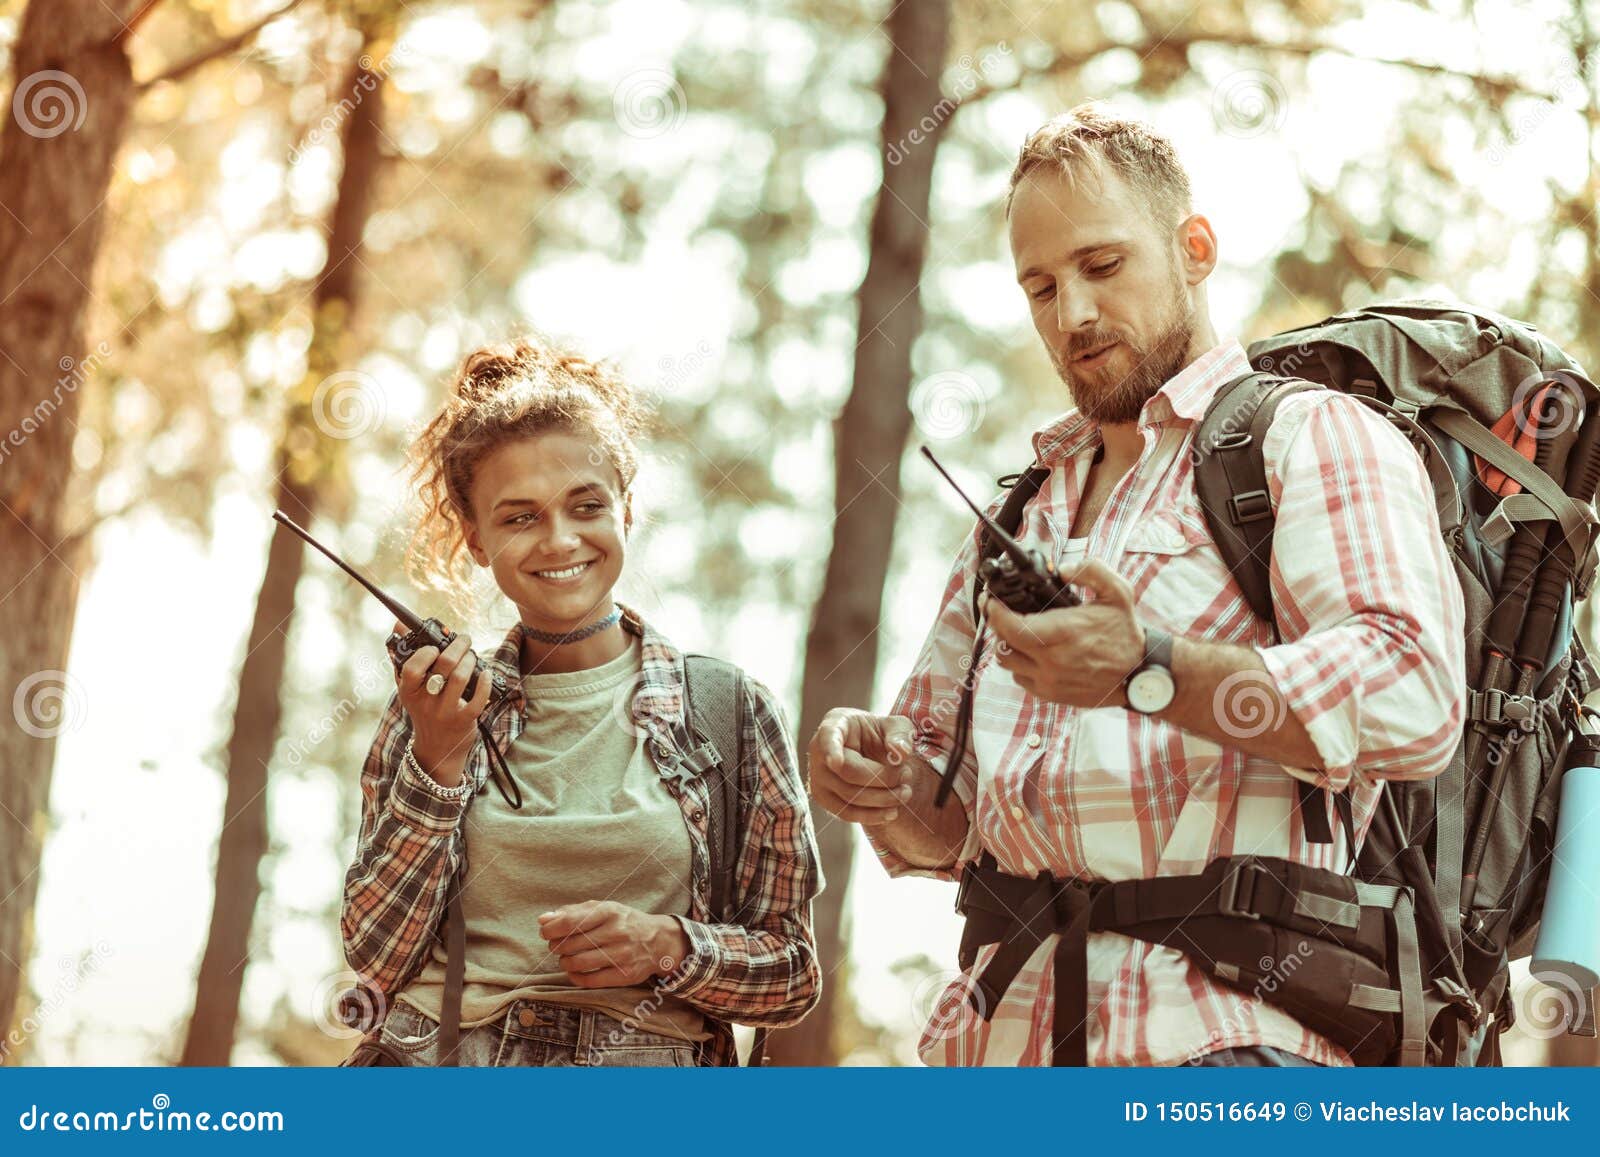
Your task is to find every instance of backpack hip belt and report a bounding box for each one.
[955,851,1474,1066]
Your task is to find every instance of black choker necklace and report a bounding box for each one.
[519,608,622,645]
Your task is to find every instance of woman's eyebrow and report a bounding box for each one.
[491,482,609,514]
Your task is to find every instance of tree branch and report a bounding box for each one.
[956,31,1565,112]
[116,0,169,45]
[136,0,307,90]
[58,493,146,554]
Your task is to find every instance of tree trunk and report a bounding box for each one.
[765,0,951,1067]
[179,47,384,1065]
[0,0,143,1048]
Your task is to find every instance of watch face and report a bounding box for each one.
[1126,667,1175,714]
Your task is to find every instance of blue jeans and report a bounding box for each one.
[1185,1046,1321,1067]
[375,998,700,1067]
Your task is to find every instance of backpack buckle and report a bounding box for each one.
[1470,689,1538,733]
[647,735,696,784]
[1433,976,1485,1031]
[955,861,977,915]
[1230,490,1272,525]
[1218,858,1267,921]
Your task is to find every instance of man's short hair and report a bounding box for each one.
[1007,101,1194,237]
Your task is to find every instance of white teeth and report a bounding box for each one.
[536,562,589,579]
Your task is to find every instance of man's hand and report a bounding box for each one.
[807,709,916,826]
[985,557,1146,710]
[538,901,690,987]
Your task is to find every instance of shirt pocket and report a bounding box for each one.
[1119,507,1214,631]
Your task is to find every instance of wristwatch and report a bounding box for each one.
[1124,625,1176,714]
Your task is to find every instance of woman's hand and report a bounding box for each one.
[394,623,493,784]
[538,901,692,987]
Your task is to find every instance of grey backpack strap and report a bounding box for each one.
[1192,372,1318,626]
[681,654,768,1066]
[682,654,747,923]
[1193,372,1338,846]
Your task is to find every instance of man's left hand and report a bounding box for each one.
[983,557,1148,710]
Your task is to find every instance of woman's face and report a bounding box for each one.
[462,430,630,630]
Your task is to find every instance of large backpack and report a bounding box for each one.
[984,301,1600,1064]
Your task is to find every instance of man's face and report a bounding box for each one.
[1009,163,1200,425]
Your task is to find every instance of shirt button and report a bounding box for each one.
[1010,804,1026,820]
[689,808,705,824]
[1026,734,1043,748]
[518,1008,535,1028]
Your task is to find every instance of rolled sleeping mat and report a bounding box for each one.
[1531,733,1600,1035]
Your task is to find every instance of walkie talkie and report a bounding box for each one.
[270,511,522,810]
[920,446,1080,614]
[920,447,1079,808]
[271,511,511,705]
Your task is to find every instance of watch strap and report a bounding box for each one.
[1143,626,1173,671]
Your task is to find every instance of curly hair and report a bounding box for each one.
[1006,101,1194,236]
[404,335,652,616]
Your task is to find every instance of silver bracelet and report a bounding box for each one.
[404,739,473,802]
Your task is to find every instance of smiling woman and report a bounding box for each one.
[337,337,824,1067]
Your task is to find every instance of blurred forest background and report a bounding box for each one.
[1,0,1598,1066]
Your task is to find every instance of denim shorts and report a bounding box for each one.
[378,998,700,1067]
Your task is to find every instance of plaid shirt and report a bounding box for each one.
[341,605,823,1067]
[872,339,1466,1066]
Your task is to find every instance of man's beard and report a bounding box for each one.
[1054,284,1197,425]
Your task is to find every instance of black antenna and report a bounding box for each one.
[919,445,1034,567]
[271,511,424,631]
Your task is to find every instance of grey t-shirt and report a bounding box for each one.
[398,636,706,1040]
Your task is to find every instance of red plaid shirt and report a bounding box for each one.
[341,605,823,1066]
[872,339,1466,1066]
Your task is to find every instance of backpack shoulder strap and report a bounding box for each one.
[682,653,771,1065]
[1193,372,1321,628]
[983,465,1052,561]
[681,654,748,924]
[1194,371,1341,847]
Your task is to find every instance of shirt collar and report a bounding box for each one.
[1029,338,1254,466]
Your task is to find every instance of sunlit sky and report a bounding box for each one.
[14,0,1591,1062]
